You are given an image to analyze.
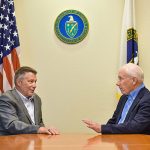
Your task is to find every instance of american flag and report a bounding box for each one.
[0,0,20,94]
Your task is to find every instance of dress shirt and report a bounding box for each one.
[16,89,35,124]
[118,83,145,124]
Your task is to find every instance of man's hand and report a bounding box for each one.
[82,119,101,133]
[38,127,60,135]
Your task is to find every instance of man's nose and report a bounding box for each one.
[116,81,120,86]
[33,82,36,88]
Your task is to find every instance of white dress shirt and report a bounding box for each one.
[16,89,35,124]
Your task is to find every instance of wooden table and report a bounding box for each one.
[1,134,150,150]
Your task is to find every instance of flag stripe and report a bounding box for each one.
[0,72,4,93]
[11,48,20,71]
[0,0,20,94]
[3,55,13,88]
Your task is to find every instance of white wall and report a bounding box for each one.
[136,0,150,89]
[14,0,150,133]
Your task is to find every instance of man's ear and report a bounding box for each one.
[132,77,137,85]
[16,79,22,86]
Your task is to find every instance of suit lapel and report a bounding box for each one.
[33,97,38,125]
[12,89,33,124]
[116,95,128,123]
[124,87,145,121]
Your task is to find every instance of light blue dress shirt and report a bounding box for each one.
[118,83,145,124]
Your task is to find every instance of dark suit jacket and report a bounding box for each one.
[0,89,44,135]
[101,87,150,134]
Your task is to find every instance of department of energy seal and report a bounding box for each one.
[54,10,89,44]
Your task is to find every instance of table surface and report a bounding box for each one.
[1,133,150,150]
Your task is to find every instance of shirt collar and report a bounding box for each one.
[129,83,145,99]
[15,88,34,101]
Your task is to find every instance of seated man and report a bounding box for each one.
[0,66,59,135]
[83,63,150,134]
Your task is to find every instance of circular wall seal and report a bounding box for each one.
[54,10,89,44]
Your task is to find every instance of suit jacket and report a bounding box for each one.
[0,89,44,135]
[101,87,150,134]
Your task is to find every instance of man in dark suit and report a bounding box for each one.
[83,63,150,134]
[0,66,59,135]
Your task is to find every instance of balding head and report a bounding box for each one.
[119,63,144,83]
[117,63,144,95]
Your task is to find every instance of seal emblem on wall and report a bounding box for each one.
[54,10,89,44]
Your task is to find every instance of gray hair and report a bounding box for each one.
[120,63,144,82]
